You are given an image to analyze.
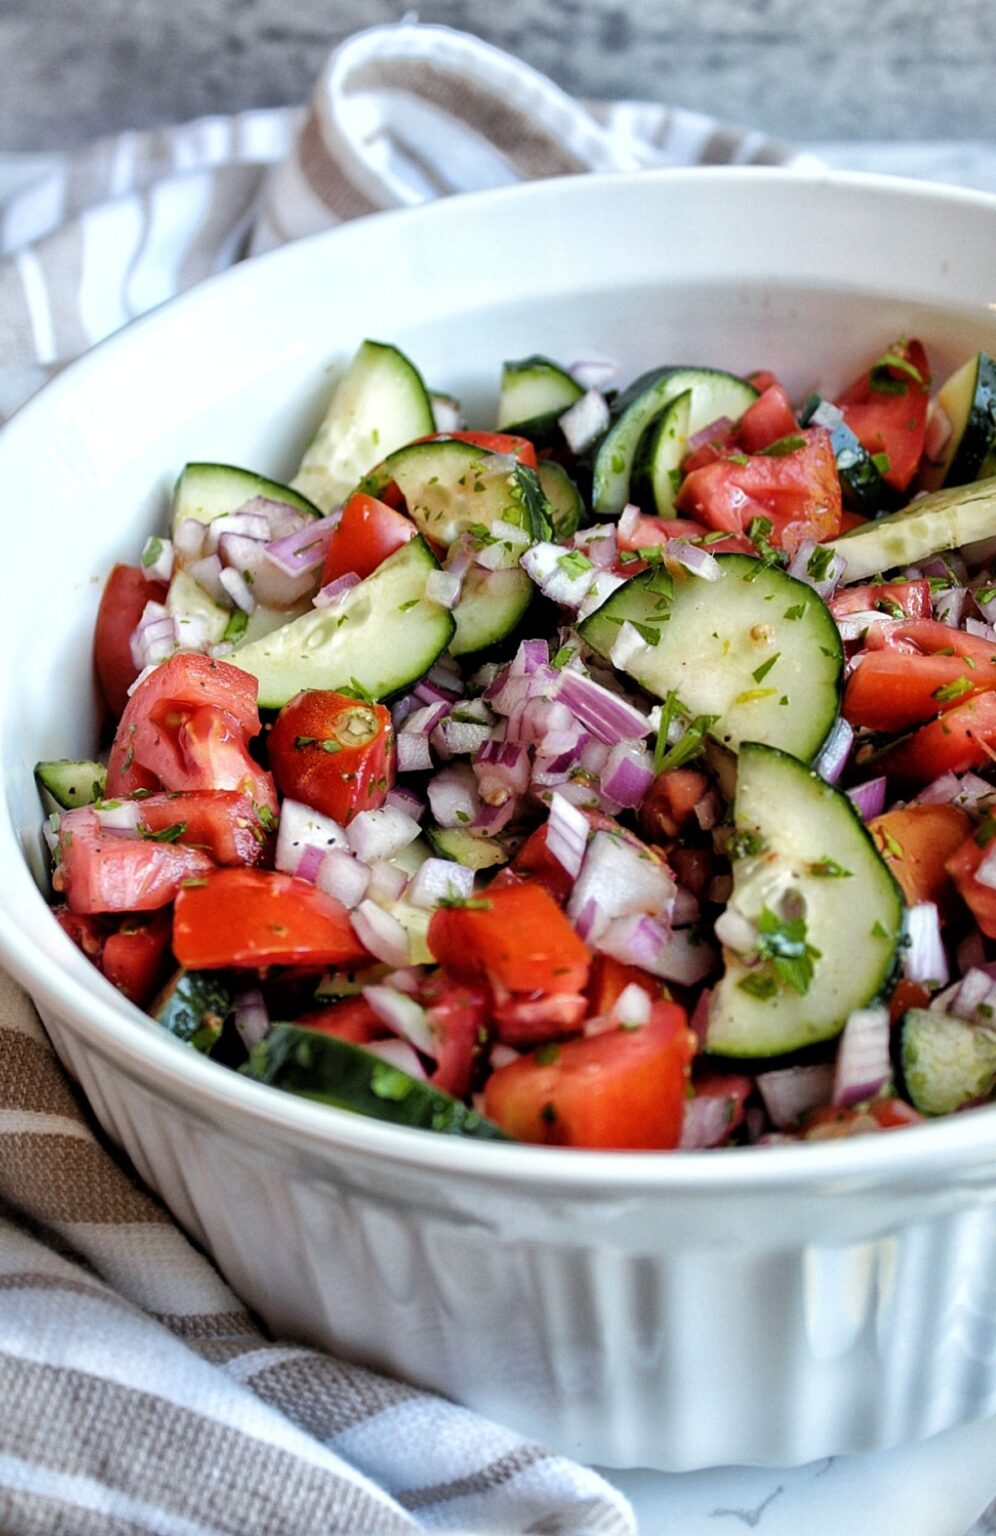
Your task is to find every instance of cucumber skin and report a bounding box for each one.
[243,1024,511,1139]
[35,759,107,810]
[153,969,235,1053]
[948,354,996,488]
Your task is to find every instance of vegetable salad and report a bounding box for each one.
[36,336,996,1148]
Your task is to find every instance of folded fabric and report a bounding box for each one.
[0,20,802,1536]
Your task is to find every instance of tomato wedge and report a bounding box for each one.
[829,579,931,621]
[868,804,972,907]
[875,690,996,786]
[483,1002,694,1150]
[416,430,539,469]
[94,564,168,719]
[867,618,996,668]
[946,825,996,940]
[428,882,590,997]
[172,868,370,970]
[675,427,842,552]
[616,514,751,557]
[735,384,799,454]
[639,767,710,841]
[421,972,490,1097]
[295,997,386,1044]
[55,807,216,914]
[55,905,172,1005]
[132,790,268,866]
[267,690,394,824]
[843,652,992,734]
[836,338,930,492]
[320,491,416,586]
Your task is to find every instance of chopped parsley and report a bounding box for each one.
[759,433,806,458]
[141,536,164,569]
[557,549,593,580]
[139,821,188,843]
[806,545,836,583]
[751,652,780,684]
[740,906,822,997]
[932,677,974,704]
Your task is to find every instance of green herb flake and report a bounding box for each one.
[552,644,576,670]
[759,434,806,458]
[751,652,780,683]
[557,549,593,580]
[753,905,821,996]
[655,710,720,774]
[438,891,494,910]
[139,821,188,843]
[783,603,809,621]
[370,1062,415,1102]
[870,451,892,476]
[871,919,891,940]
[807,545,836,583]
[534,1044,560,1065]
[733,688,778,705]
[141,536,163,569]
[932,677,974,704]
[975,816,996,849]
[809,858,852,878]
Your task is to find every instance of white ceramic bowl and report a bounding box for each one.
[3,168,996,1472]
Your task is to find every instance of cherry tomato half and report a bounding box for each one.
[267,689,395,824]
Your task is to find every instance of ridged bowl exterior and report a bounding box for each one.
[4,170,996,1469]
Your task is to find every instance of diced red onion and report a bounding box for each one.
[932,585,970,627]
[366,859,409,905]
[264,515,338,576]
[490,1042,522,1071]
[689,987,712,1047]
[600,741,655,809]
[555,670,651,744]
[956,927,987,977]
[545,791,590,879]
[757,1063,835,1129]
[835,610,888,643]
[577,569,626,620]
[141,535,174,583]
[474,738,530,804]
[385,786,424,822]
[901,902,950,986]
[233,986,270,1050]
[363,984,435,1056]
[665,538,721,582]
[432,716,492,758]
[672,887,700,927]
[426,657,465,695]
[611,983,652,1028]
[407,857,474,909]
[173,611,213,654]
[579,738,611,775]
[396,732,434,774]
[687,414,733,451]
[965,616,996,641]
[471,797,518,836]
[940,966,996,1026]
[815,717,854,786]
[174,517,206,563]
[313,572,360,608]
[521,541,594,608]
[316,848,370,908]
[916,771,993,811]
[567,830,675,938]
[574,897,599,941]
[680,1093,738,1151]
[347,804,421,863]
[425,568,464,609]
[187,553,227,605]
[924,405,952,464]
[295,844,326,884]
[431,394,463,433]
[714,906,758,956]
[559,388,610,454]
[131,610,177,669]
[219,566,256,615]
[787,537,846,598]
[428,763,480,828]
[351,900,411,967]
[651,925,717,985]
[276,799,347,874]
[618,503,641,542]
[94,801,143,832]
[363,1038,427,1078]
[832,1004,892,1108]
[596,914,715,983]
[974,846,996,891]
[693,790,721,832]
[609,620,653,672]
[847,777,887,821]
[403,701,451,741]
[205,511,271,552]
[569,357,618,391]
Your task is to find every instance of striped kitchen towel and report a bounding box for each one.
[0,21,806,1536]
[0,20,808,421]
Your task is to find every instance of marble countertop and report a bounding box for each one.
[1,132,994,1536]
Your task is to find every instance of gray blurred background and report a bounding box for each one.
[1,0,994,151]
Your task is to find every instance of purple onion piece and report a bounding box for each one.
[846,777,887,821]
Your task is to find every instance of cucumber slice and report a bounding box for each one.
[900,1006,996,1116]
[579,554,843,763]
[631,390,692,518]
[921,353,996,491]
[231,537,455,708]
[35,759,107,810]
[153,969,235,1053]
[292,340,434,513]
[360,439,551,550]
[592,367,758,518]
[706,744,902,1058]
[537,459,584,540]
[826,475,996,582]
[426,825,512,870]
[171,463,321,540]
[798,395,893,515]
[450,566,533,658]
[496,354,583,433]
[243,1023,510,1139]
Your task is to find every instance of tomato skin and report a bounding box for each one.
[417,430,539,470]
[295,997,386,1043]
[830,579,931,622]
[55,807,216,914]
[421,972,491,1097]
[946,830,996,940]
[869,804,972,908]
[507,823,577,905]
[736,384,799,454]
[94,564,169,720]
[172,867,370,970]
[267,690,394,824]
[54,905,171,1004]
[888,978,932,1025]
[675,427,843,552]
[491,989,588,1046]
[868,618,996,668]
[133,790,268,866]
[875,691,996,787]
[106,653,263,798]
[836,338,930,492]
[586,953,659,1015]
[483,1002,695,1150]
[428,882,590,997]
[320,492,416,586]
[844,653,991,734]
[129,704,277,813]
[800,1098,923,1139]
[639,768,710,842]
[616,514,751,558]
[101,912,172,1005]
